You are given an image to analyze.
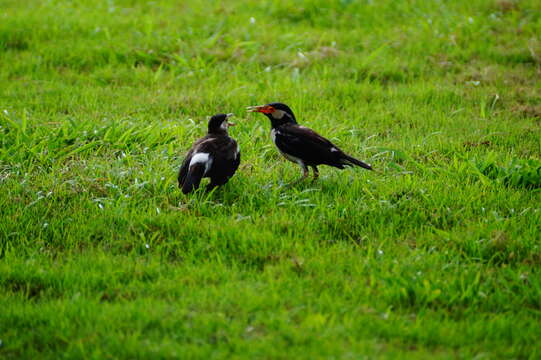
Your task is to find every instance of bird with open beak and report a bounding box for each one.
[247,102,372,183]
[178,113,240,194]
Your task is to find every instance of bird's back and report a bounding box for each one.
[272,123,348,167]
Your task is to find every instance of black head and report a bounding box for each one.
[247,102,297,127]
[207,113,235,135]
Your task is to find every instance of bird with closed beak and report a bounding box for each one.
[178,113,240,194]
[247,102,372,182]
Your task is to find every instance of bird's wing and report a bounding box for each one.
[178,135,212,185]
[273,124,342,164]
[205,137,241,179]
[178,148,194,185]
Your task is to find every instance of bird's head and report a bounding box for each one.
[247,102,297,127]
[207,113,235,135]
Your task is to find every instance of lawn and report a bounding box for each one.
[1,0,540,358]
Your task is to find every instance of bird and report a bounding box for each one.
[247,102,372,182]
[178,113,240,194]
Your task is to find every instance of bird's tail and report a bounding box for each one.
[181,163,205,194]
[342,154,373,170]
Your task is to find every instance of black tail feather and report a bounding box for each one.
[342,154,373,170]
[181,163,205,194]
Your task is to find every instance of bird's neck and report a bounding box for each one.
[269,117,296,128]
[207,129,228,137]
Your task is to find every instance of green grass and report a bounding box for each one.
[1,0,541,358]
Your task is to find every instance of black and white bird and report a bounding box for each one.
[178,113,240,194]
[247,102,372,182]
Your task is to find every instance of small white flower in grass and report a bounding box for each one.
[145,243,150,249]
[43,222,48,228]
[156,207,161,214]
[105,183,118,189]
[297,51,307,59]
[235,214,251,222]
[377,249,384,256]
[3,109,8,115]
[160,176,165,181]
[264,66,272,72]
[98,203,104,209]
[468,17,474,24]
[249,17,256,24]
[381,312,389,320]
[245,326,255,333]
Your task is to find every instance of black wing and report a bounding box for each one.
[228,140,241,179]
[274,124,346,167]
[204,137,240,185]
[178,135,211,187]
[178,148,194,187]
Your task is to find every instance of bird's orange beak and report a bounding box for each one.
[246,105,275,114]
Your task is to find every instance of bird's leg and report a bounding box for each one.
[298,164,309,182]
[311,166,319,181]
[206,182,218,192]
[286,164,309,186]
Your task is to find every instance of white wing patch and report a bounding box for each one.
[190,152,213,174]
[331,147,339,152]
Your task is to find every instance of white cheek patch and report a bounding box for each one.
[270,128,277,143]
[190,152,213,173]
[236,144,240,156]
[271,109,286,119]
[220,121,228,130]
[331,147,339,152]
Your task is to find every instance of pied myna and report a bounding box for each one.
[178,113,240,194]
[247,102,372,182]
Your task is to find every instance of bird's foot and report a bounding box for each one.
[310,166,319,183]
[205,183,218,192]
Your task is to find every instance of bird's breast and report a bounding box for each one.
[270,129,304,166]
[270,128,278,145]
